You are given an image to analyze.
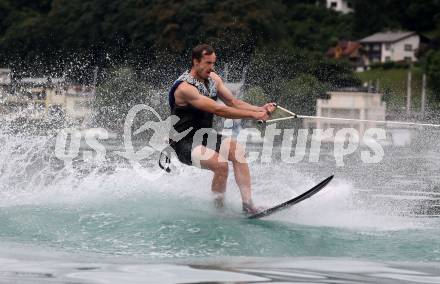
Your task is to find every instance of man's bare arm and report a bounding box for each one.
[176,83,269,120]
[211,73,276,114]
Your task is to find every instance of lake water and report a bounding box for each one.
[0,124,439,283]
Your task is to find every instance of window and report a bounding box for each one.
[373,44,381,51]
[385,56,391,62]
[332,108,360,119]
[385,44,391,51]
[330,1,337,8]
[35,92,46,100]
[74,100,91,110]
[404,56,412,62]
[347,1,353,8]
[404,44,412,51]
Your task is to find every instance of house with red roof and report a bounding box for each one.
[326,41,368,72]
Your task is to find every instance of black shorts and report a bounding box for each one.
[170,132,225,166]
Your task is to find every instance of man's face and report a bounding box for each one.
[193,52,216,79]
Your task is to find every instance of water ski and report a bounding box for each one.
[248,175,334,219]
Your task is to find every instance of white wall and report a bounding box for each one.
[65,95,93,120]
[313,91,386,138]
[0,69,11,85]
[381,35,419,63]
[326,0,353,13]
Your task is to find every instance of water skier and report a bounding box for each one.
[168,44,276,214]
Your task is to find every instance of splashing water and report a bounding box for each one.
[1,123,440,283]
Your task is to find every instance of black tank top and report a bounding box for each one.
[168,70,218,140]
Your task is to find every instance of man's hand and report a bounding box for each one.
[253,110,271,121]
[262,102,277,114]
[253,102,277,121]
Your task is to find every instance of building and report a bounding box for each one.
[0,69,12,117]
[0,68,11,86]
[326,0,353,14]
[1,77,66,121]
[304,90,386,142]
[63,85,94,124]
[326,41,368,72]
[0,68,11,97]
[1,76,94,124]
[360,31,420,64]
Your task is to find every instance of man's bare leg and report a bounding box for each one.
[231,160,252,203]
[193,140,260,213]
[192,146,228,206]
[220,138,259,212]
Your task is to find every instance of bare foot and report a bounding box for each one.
[213,194,225,209]
[242,200,265,215]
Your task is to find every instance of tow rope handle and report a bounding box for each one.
[258,103,298,125]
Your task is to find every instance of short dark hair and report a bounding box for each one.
[191,44,215,66]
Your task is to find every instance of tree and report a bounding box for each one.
[425,50,440,101]
[246,44,360,99]
[277,74,327,116]
[246,44,309,98]
[352,0,394,37]
[283,4,355,51]
[0,0,52,69]
[94,67,167,131]
[243,86,269,107]
[0,0,11,34]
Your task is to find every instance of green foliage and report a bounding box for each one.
[0,0,11,32]
[246,44,308,97]
[283,4,355,50]
[352,0,440,37]
[308,58,361,87]
[0,0,351,72]
[356,67,425,110]
[0,0,289,70]
[94,67,167,131]
[243,86,269,107]
[277,74,327,116]
[246,44,360,101]
[1,0,439,70]
[371,61,411,70]
[425,50,440,100]
[0,0,439,106]
[141,0,285,57]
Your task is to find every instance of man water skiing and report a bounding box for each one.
[168,44,276,214]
